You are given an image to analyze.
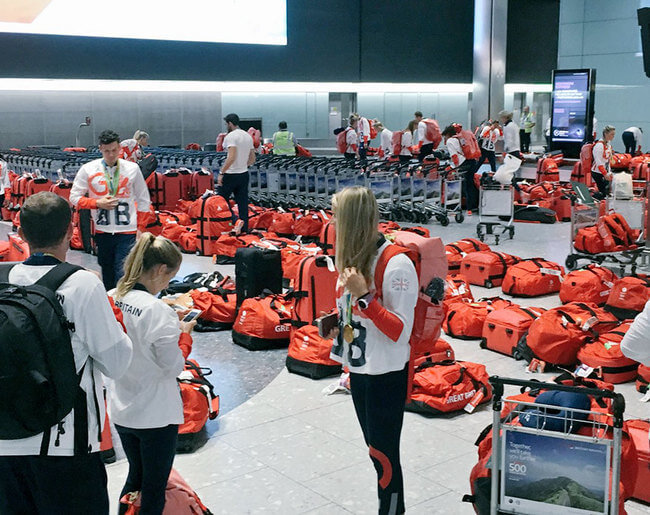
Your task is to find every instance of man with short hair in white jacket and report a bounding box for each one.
[0,192,133,515]
[70,129,151,290]
[499,110,521,158]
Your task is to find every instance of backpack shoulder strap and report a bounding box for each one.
[35,263,85,292]
[374,244,411,300]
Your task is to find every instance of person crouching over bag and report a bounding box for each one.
[108,234,196,515]
[329,187,418,515]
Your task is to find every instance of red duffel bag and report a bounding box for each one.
[285,325,341,380]
[232,293,293,350]
[577,322,639,384]
[406,360,492,415]
[190,288,237,330]
[516,302,620,368]
[443,297,513,340]
[445,238,490,275]
[560,264,617,305]
[501,258,565,297]
[605,275,650,319]
[178,229,198,254]
[574,225,608,254]
[460,251,520,288]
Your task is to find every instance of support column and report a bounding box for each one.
[471,0,508,128]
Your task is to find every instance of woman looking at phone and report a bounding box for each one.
[329,187,418,515]
[108,234,195,514]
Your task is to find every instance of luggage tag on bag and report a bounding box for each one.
[603,280,614,288]
[540,267,562,277]
[640,390,650,403]
[582,316,598,331]
[320,209,329,220]
[575,364,595,378]
[600,289,612,297]
[324,256,336,273]
[464,389,485,413]
[603,340,618,350]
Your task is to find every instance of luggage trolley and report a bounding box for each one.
[565,184,646,272]
[367,173,395,220]
[488,376,625,515]
[442,169,465,223]
[476,183,515,244]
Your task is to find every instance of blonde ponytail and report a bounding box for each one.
[114,233,182,299]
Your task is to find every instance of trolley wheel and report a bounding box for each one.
[484,280,493,289]
[455,212,465,223]
[438,215,450,227]
[495,235,500,245]
[565,255,578,271]
[508,227,515,239]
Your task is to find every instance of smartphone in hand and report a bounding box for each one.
[181,309,203,323]
[316,312,339,339]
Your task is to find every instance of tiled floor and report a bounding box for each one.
[3,210,649,513]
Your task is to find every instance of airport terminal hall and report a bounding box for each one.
[3,0,650,514]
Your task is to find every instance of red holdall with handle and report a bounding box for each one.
[190,288,237,330]
[268,211,295,236]
[8,233,29,261]
[516,302,620,368]
[406,360,491,415]
[560,264,617,305]
[176,360,220,453]
[412,338,455,369]
[501,258,565,297]
[536,158,560,183]
[577,322,638,384]
[443,297,513,340]
[178,229,198,254]
[637,364,650,393]
[293,210,328,237]
[605,275,650,320]
[610,153,632,170]
[288,254,338,327]
[286,325,341,379]
[195,194,233,256]
[460,251,520,288]
[232,293,293,350]
[121,468,213,514]
[445,238,490,275]
[213,233,262,264]
[481,305,546,357]
[574,225,608,254]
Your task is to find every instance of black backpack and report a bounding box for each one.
[0,263,88,451]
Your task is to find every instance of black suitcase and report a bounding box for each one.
[235,247,282,310]
[78,208,96,254]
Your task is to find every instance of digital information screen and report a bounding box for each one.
[551,70,595,144]
[0,0,287,45]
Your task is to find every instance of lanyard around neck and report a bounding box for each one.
[102,160,120,196]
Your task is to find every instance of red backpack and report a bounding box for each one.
[336,128,351,154]
[232,293,293,350]
[121,468,212,514]
[501,258,565,297]
[247,127,261,149]
[176,360,220,453]
[580,141,596,172]
[421,119,442,148]
[517,302,619,368]
[216,132,226,152]
[605,275,650,319]
[406,360,491,415]
[460,251,520,288]
[286,325,341,380]
[597,213,637,251]
[318,218,336,256]
[454,130,481,160]
[560,265,617,305]
[289,255,338,327]
[391,130,404,156]
[577,322,638,384]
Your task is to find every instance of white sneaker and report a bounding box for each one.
[233,219,244,235]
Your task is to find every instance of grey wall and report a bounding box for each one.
[558,0,650,144]
[0,91,221,149]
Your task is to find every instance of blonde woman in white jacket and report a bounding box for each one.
[330,187,418,515]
